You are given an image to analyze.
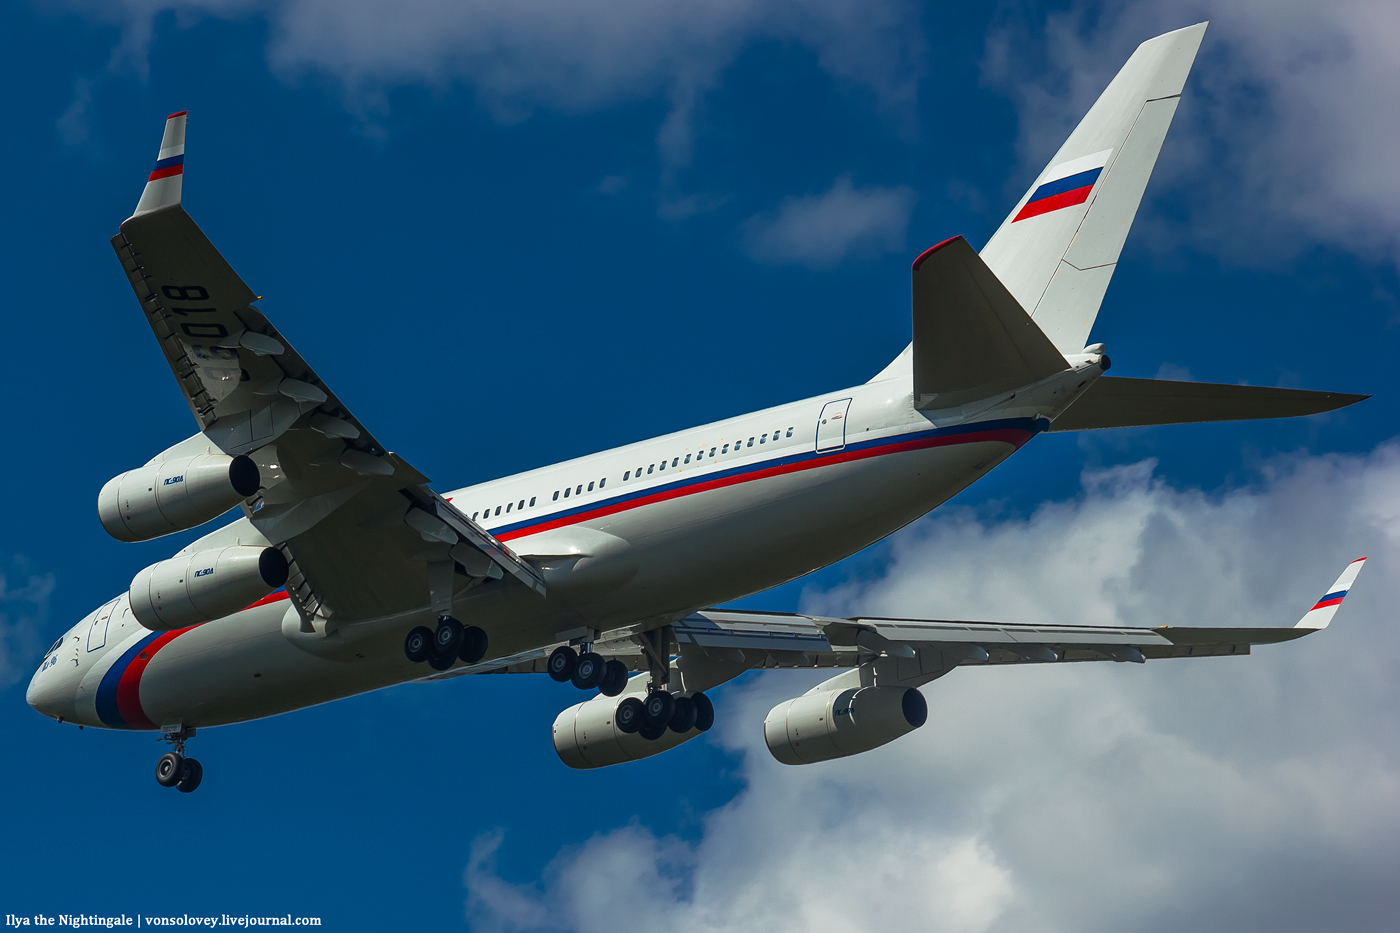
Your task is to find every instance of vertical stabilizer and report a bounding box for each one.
[132,111,187,217]
[980,23,1206,353]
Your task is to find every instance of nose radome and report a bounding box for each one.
[26,658,73,722]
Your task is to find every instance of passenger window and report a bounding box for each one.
[507,503,513,513]
[624,471,630,480]
[684,454,691,464]
[553,491,559,501]
[494,506,501,516]
[471,511,478,520]
[709,447,716,456]
[747,437,754,447]
[564,488,571,498]
[518,500,524,509]
[587,482,595,492]
[599,478,606,488]
[576,485,582,495]
[722,444,729,454]
[659,460,666,471]
[759,434,766,444]
[529,497,536,507]
[786,427,793,437]
[671,458,679,467]
[648,465,654,474]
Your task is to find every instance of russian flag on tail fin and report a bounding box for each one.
[1012,150,1112,222]
[1295,557,1367,630]
[132,111,187,217]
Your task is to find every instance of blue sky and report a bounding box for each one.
[4,1,1400,930]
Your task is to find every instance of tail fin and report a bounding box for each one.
[132,111,187,217]
[980,23,1207,353]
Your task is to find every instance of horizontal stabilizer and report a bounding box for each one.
[911,236,1068,411]
[1049,376,1367,432]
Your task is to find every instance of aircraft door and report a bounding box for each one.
[815,398,853,452]
[86,599,116,652]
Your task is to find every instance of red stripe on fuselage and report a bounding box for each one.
[114,627,196,729]
[496,426,1030,543]
[1013,185,1093,221]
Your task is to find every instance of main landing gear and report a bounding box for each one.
[404,616,488,670]
[614,689,714,740]
[154,726,202,794]
[547,644,629,697]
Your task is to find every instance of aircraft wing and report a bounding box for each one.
[430,559,1365,679]
[111,113,544,629]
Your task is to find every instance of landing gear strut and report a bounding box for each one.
[155,726,203,793]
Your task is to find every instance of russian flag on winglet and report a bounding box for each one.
[1294,557,1367,630]
[1012,149,1113,223]
[132,111,187,217]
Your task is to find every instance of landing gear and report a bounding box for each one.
[669,695,697,733]
[599,659,629,697]
[155,725,202,794]
[642,690,674,729]
[404,617,487,669]
[548,645,577,682]
[156,752,184,787]
[615,697,644,733]
[572,652,606,690]
[404,627,433,663]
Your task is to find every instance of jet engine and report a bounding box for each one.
[764,683,928,765]
[98,454,260,542]
[553,688,712,769]
[129,546,288,630]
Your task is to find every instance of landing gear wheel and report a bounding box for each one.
[457,626,488,665]
[642,690,674,729]
[668,696,698,733]
[638,720,667,741]
[156,752,184,788]
[615,697,644,734]
[404,627,434,663]
[599,659,628,697]
[547,645,578,683]
[428,617,464,670]
[176,758,203,793]
[692,692,715,732]
[571,652,606,690]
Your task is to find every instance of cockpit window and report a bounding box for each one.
[46,638,62,657]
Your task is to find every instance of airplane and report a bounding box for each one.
[27,22,1370,793]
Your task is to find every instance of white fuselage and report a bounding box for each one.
[26,359,1101,732]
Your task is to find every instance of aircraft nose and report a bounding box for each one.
[26,655,73,722]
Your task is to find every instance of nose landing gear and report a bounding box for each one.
[155,726,203,793]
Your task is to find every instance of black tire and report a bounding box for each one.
[642,690,674,728]
[458,626,488,665]
[427,651,456,671]
[638,720,667,741]
[176,757,203,793]
[599,659,628,697]
[571,652,606,690]
[404,626,434,663]
[614,697,644,734]
[692,692,715,732]
[156,752,184,788]
[547,645,577,683]
[668,695,698,733]
[434,617,465,656]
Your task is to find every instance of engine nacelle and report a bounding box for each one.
[129,546,288,631]
[764,684,928,765]
[553,689,706,769]
[98,454,260,542]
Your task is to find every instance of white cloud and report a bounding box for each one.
[465,441,1400,932]
[0,557,55,689]
[741,175,917,268]
[44,0,921,167]
[984,1,1400,267]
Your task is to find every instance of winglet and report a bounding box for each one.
[1295,557,1367,630]
[132,111,187,217]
